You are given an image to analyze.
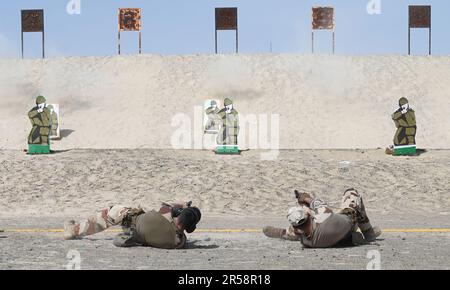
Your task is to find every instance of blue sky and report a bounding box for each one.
[0,0,448,58]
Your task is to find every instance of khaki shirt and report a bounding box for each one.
[300,213,353,248]
[161,212,187,248]
[300,198,353,248]
[134,210,187,249]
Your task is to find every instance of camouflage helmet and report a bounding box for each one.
[36,95,46,105]
[224,98,233,106]
[47,104,54,110]
[399,97,409,106]
[287,207,308,227]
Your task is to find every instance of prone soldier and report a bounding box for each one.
[63,201,201,249]
[263,189,381,248]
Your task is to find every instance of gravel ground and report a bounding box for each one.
[1,149,449,270]
[0,216,449,270]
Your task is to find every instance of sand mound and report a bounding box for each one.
[0,149,449,218]
[1,54,450,149]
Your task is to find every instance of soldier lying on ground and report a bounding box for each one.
[263,188,381,248]
[63,201,201,249]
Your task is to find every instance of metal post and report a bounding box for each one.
[21,32,24,59]
[429,8,432,55]
[408,27,411,55]
[236,9,239,54]
[139,31,142,54]
[429,27,432,55]
[118,31,121,55]
[236,28,238,53]
[42,31,45,59]
[215,29,218,54]
[429,7,432,55]
[311,31,314,53]
[42,15,45,59]
[332,31,335,54]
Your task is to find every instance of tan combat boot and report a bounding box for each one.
[263,226,286,239]
[351,232,366,246]
[362,226,382,242]
[63,220,79,240]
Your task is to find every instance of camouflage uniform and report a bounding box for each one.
[338,188,374,233]
[28,96,51,145]
[391,98,417,146]
[217,98,239,145]
[281,189,379,247]
[64,205,187,249]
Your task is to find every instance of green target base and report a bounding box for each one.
[215,145,240,155]
[28,144,51,155]
[393,145,416,156]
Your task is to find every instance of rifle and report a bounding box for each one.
[162,201,193,217]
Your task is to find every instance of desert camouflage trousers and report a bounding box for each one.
[338,189,373,232]
[72,205,134,237]
[285,190,374,238]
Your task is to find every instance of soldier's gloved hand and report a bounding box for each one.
[171,207,184,217]
[37,103,46,113]
[225,105,233,114]
[401,104,409,114]
[295,190,311,207]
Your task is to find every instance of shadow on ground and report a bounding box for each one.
[60,129,75,139]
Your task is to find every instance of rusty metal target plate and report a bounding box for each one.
[312,7,334,30]
[216,8,238,30]
[409,5,431,28]
[119,8,142,31]
[22,10,44,32]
